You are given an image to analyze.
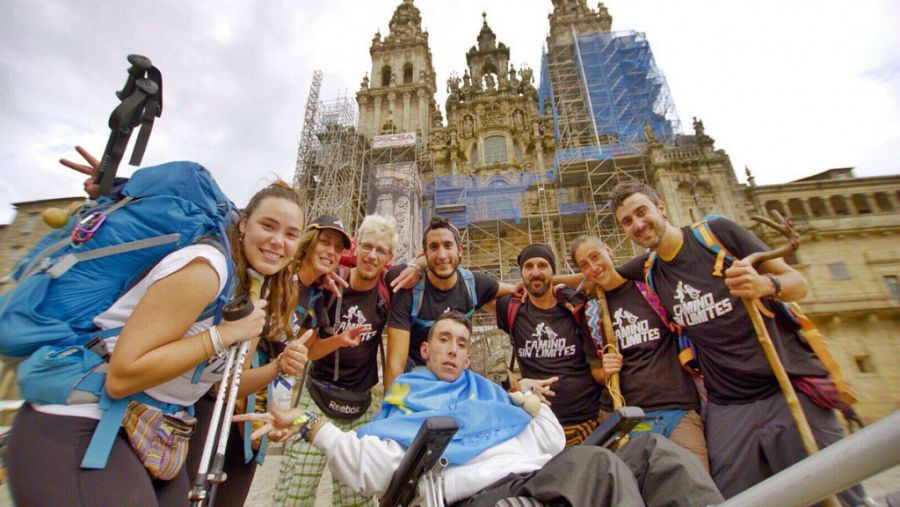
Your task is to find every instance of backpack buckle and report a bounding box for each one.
[72,212,107,243]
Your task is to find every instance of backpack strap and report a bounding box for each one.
[691,216,776,318]
[690,215,734,278]
[458,268,478,312]
[583,298,605,354]
[639,259,699,375]
[410,277,427,325]
[504,296,525,375]
[376,270,392,316]
[295,288,324,330]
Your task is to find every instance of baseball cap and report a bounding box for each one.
[307,215,352,249]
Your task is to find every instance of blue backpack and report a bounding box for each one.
[0,160,238,469]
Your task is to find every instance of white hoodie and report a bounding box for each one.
[312,403,566,504]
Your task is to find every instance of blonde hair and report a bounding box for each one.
[356,214,398,255]
[227,180,304,341]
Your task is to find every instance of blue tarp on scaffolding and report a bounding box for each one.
[539,29,681,160]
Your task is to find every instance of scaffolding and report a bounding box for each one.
[295,91,368,234]
[539,28,681,266]
[364,133,428,264]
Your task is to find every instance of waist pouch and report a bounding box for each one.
[307,377,371,421]
[122,401,196,480]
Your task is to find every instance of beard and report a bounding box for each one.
[526,277,551,297]
[427,259,459,279]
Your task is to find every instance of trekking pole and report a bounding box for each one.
[742,210,839,507]
[188,269,265,507]
[94,54,163,197]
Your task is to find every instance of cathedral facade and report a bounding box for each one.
[351,0,898,423]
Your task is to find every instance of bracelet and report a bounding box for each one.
[275,352,285,375]
[293,412,321,442]
[200,331,213,357]
[209,325,226,356]
[764,273,782,300]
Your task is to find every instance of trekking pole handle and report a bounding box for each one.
[221,269,265,321]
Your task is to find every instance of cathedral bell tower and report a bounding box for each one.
[356,0,439,140]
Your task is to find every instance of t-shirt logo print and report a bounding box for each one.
[613,307,659,349]
[671,280,733,327]
[518,322,576,359]
[339,305,377,342]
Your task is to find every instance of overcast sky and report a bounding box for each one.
[2,0,898,224]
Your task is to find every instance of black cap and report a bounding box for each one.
[307,215,351,249]
[517,243,556,273]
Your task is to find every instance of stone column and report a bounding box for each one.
[417,88,427,137]
[373,96,383,136]
[402,92,411,132]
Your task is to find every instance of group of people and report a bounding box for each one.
[4,148,866,507]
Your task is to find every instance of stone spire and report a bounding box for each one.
[466,12,510,84]
[383,0,425,45]
[547,0,613,47]
[357,0,438,139]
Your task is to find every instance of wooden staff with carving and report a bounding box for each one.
[742,210,839,507]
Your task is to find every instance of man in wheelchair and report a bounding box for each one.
[236,311,723,507]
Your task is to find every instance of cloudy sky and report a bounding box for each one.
[2,0,897,224]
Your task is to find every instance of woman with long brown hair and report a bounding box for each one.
[8,148,309,506]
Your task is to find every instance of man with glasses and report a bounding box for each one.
[274,214,401,507]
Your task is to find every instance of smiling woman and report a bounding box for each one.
[7,176,310,507]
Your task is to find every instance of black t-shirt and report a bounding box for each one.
[496,294,603,426]
[310,269,397,392]
[618,218,827,404]
[581,280,699,412]
[388,268,499,366]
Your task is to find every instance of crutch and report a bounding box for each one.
[188,268,265,506]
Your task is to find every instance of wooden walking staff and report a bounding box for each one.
[595,288,624,411]
[743,211,839,507]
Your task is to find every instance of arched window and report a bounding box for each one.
[851,194,871,214]
[403,62,413,84]
[787,198,807,218]
[483,136,508,164]
[765,200,787,218]
[381,65,392,87]
[830,195,849,216]
[809,197,829,217]
[874,192,893,212]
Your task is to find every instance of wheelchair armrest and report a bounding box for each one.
[582,406,645,448]
[380,417,459,507]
